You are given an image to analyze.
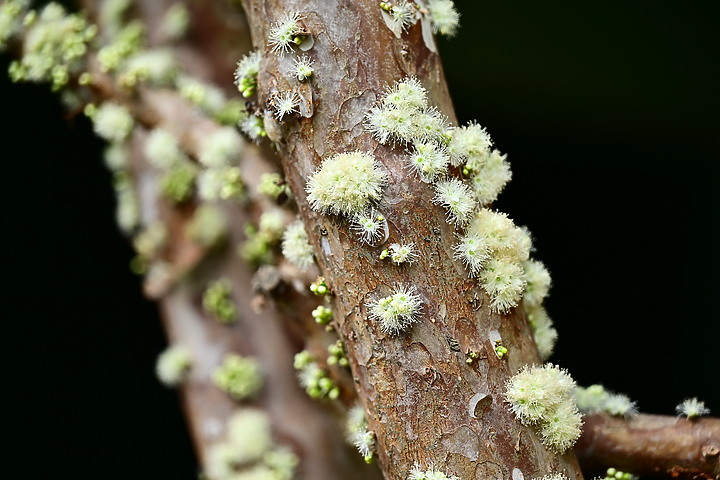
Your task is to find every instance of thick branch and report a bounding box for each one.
[242,0,583,478]
[575,413,720,480]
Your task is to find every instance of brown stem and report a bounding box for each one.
[575,413,720,480]
[241,0,583,478]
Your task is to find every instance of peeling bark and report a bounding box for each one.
[576,413,720,480]
[241,1,583,478]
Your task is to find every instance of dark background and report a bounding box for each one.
[1,0,718,478]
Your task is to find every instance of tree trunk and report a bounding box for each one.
[241,1,583,478]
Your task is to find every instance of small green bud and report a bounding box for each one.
[312,305,333,324]
[310,277,329,296]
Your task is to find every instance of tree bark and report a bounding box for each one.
[241,1,583,478]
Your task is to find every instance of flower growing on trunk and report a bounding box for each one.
[306,151,387,217]
[367,284,423,335]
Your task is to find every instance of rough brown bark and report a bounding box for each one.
[575,413,720,480]
[241,1,583,479]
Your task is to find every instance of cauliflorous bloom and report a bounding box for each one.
[198,127,243,167]
[676,398,711,418]
[365,77,446,146]
[526,304,558,360]
[574,384,638,418]
[306,151,387,217]
[365,104,416,144]
[271,90,301,120]
[407,140,449,182]
[234,50,262,97]
[187,204,227,248]
[468,209,528,261]
[448,122,492,166]
[155,345,192,386]
[238,110,266,142]
[468,149,512,206]
[433,178,475,227]
[293,350,340,399]
[144,128,187,169]
[212,353,263,400]
[225,409,273,464]
[409,107,451,143]
[382,76,427,110]
[505,363,582,453]
[523,260,552,308]
[268,11,304,55]
[603,393,638,418]
[346,403,375,463]
[92,102,134,143]
[121,49,177,87]
[367,284,423,335]
[281,219,314,270]
[292,54,314,81]
[203,278,237,323]
[426,0,460,37]
[387,242,419,265]
[453,233,491,276]
[408,464,460,480]
[539,400,583,453]
[385,1,417,34]
[351,210,387,245]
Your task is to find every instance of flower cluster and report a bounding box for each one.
[426,0,460,37]
[365,77,449,146]
[327,340,349,367]
[0,0,29,51]
[380,1,418,36]
[602,468,637,480]
[234,50,262,97]
[453,209,532,312]
[676,397,710,418]
[381,242,419,265]
[311,305,332,325]
[8,3,96,90]
[268,12,309,55]
[212,353,263,400]
[408,464,460,480]
[90,102,134,143]
[293,350,340,400]
[346,403,376,463]
[120,49,177,88]
[281,219,315,270]
[202,278,237,324]
[239,209,286,265]
[206,408,298,480]
[306,151,388,217]
[367,284,423,335]
[351,210,388,245]
[187,204,227,248]
[526,304,558,360]
[574,384,638,418]
[155,345,192,387]
[505,363,583,453]
[433,178,475,226]
[292,54,314,81]
[271,90,301,120]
